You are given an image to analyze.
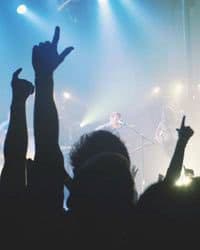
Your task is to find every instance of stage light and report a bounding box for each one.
[63,91,71,100]
[152,86,161,95]
[170,80,184,99]
[174,83,183,97]
[80,122,85,128]
[175,171,192,187]
[175,83,183,92]
[175,176,192,187]
[98,0,107,4]
[79,116,94,128]
[17,4,27,14]
[98,0,110,13]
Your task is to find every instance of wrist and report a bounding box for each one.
[35,73,53,88]
[11,100,25,110]
[177,137,188,146]
[35,71,53,79]
[35,71,54,94]
[11,96,26,105]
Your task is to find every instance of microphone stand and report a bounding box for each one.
[123,123,155,193]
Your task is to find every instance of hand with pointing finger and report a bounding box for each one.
[176,115,194,143]
[32,26,74,75]
[165,116,194,184]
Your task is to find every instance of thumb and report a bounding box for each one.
[13,68,22,81]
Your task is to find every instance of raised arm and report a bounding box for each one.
[31,27,74,210]
[164,116,194,185]
[32,26,74,165]
[0,69,34,193]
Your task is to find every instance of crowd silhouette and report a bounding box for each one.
[0,26,199,248]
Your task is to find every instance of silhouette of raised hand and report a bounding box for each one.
[0,69,34,194]
[12,68,34,102]
[165,116,194,183]
[32,26,74,75]
[176,116,194,143]
[31,26,72,212]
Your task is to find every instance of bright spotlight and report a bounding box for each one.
[175,173,192,187]
[175,83,183,92]
[98,0,110,12]
[172,81,184,95]
[17,4,27,14]
[80,122,85,128]
[152,86,161,95]
[63,91,71,100]
[98,0,107,4]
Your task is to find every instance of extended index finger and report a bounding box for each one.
[52,26,60,46]
[180,115,186,128]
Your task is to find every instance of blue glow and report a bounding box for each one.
[1,0,200,191]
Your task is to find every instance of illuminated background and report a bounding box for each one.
[1,0,200,195]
